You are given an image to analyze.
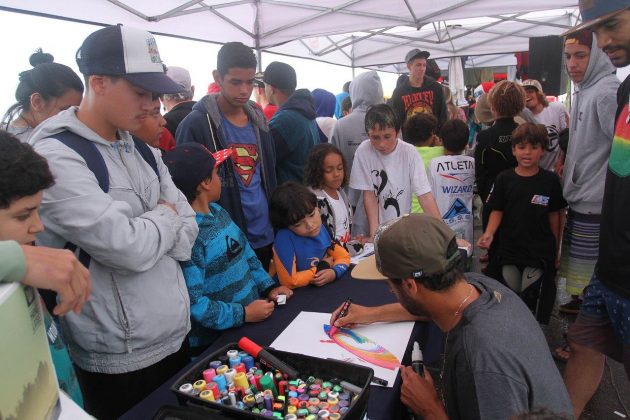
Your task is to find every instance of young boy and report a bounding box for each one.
[349,104,440,239]
[29,26,199,419]
[130,97,169,151]
[270,182,350,289]
[163,143,292,355]
[478,123,566,324]
[402,112,444,214]
[429,119,475,244]
[0,132,89,406]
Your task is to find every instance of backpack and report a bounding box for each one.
[53,131,161,266]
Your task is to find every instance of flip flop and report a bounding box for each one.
[553,344,571,362]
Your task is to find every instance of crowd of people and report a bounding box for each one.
[0,0,628,419]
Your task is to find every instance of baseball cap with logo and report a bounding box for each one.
[352,214,461,281]
[76,25,183,94]
[564,0,629,35]
[405,49,431,64]
[522,79,543,92]
[163,143,233,200]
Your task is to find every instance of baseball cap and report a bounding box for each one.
[263,62,297,90]
[76,25,183,94]
[405,49,430,64]
[522,79,543,92]
[163,144,233,200]
[352,214,461,281]
[564,0,629,35]
[474,93,494,125]
[166,66,192,91]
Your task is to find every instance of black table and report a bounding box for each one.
[122,274,445,420]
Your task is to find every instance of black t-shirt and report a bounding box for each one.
[474,117,519,201]
[487,168,567,267]
[390,76,447,129]
[597,75,630,299]
[165,101,196,137]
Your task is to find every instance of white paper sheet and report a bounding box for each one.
[270,311,414,387]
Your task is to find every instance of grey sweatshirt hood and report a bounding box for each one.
[575,38,616,91]
[563,39,620,213]
[350,71,385,111]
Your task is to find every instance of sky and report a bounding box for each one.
[0,10,401,114]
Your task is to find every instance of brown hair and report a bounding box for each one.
[488,81,525,118]
[511,122,549,149]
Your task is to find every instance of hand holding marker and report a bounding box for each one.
[328,298,352,337]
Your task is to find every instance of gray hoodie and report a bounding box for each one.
[330,71,384,175]
[29,108,198,374]
[563,38,619,214]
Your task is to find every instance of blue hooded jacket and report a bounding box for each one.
[270,89,319,184]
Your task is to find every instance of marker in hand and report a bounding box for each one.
[328,298,352,337]
[412,341,424,377]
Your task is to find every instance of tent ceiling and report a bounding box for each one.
[0,0,579,69]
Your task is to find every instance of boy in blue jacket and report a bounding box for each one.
[164,143,292,355]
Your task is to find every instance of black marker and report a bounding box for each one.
[412,341,424,377]
[371,376,388,386]
[328,298,352,337]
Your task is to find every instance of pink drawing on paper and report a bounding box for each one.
[323,324,401,370]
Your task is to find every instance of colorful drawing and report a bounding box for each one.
[323,324,401,370]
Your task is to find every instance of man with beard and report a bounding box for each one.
[330,214,572,420]
[562,1,630,417]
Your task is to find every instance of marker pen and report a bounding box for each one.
[199,389,214,402]
[202,368,216,383]
[412,341,424,377]
[339,380,362,395]
[328,298,352,337]
[238,337,299,378]
[193,380,207,393]
[179,383,193,394]
[371,376,388,386]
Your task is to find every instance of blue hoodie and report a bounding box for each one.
[270,89,319,184]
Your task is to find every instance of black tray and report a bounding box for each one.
[170,342,374,420]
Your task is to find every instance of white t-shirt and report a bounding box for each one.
[350,139,432,224]
[323,190,350,243]
[531,102,569,171]
[429,155,475,244]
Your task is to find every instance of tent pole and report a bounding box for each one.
[256,47,262,72]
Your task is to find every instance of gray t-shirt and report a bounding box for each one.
[442,273,572,419]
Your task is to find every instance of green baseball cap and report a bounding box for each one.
[352,214,461,281]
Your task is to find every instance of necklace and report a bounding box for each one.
[439,284,475,412]
[454,284,474,317]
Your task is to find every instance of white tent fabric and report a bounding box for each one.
[0,0,579,69]
[448,56,466,104]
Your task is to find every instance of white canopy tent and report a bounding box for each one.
[0,0,579,71]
